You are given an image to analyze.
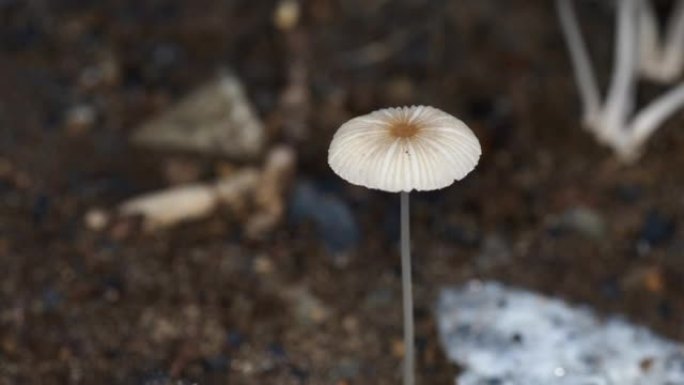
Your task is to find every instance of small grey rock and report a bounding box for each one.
[133,72,264,159]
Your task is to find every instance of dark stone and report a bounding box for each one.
[614,184,643,203]
[288,364,309,383]
[268,343,287,360]
[41,287,62,311]
[289,180,360,256]
[32,194,50,224]
[202,354,230,372]
[639,211,676,248]
[226,331,244,349]
[599,277,623,301]
[658,300,673,320]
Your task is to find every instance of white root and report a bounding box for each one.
[557,0,684,162]
[639,0,684,83]
[556,0,602,126]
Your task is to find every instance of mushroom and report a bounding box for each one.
[328,105,481,385]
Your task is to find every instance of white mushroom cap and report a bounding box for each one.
[328,106,481,192]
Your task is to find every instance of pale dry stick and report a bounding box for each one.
[119,168,260,230]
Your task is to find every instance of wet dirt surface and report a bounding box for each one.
[1,1,684,384]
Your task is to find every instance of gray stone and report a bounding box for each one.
[133,72,264,159]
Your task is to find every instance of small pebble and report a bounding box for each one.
[638,211,676,250]
[32,194,50,224]
[253,254,274,274]
[226,331,245,349]
[273,0,300,31]
[476,233,512,270]
[203,354,230,372]
[287,286,329,325]
[289,181,360,258]
[622,266,664,293]
[551,206,606,240]
[330,359,361,381]
[391,338,405,358]
[65,104,96,136]
[364,287,394,308]
[614,183,642,203]
[84,208,109,231]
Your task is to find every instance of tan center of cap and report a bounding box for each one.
[389,121,421,138]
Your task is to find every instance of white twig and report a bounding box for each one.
[659,0,684,80]
[639,0,684,82]
[556,0,602,125]
[639,0,664,79]
[628,81,684,155]
[600,0,638,142]
[557,0,684,162]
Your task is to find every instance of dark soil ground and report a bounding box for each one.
[1,0,684,384]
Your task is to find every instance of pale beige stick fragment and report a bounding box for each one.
[119,168,260,230]
[120,184,218,230]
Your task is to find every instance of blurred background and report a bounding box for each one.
[1,0,684,384]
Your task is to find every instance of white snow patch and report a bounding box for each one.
[437,281,684,385]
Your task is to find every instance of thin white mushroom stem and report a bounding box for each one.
[400,191,415,385]
[601,0,639,141]
[556,0,602,125]
[628,81,684,153]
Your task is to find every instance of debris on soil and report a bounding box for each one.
[84,207,110,231]
[273,0,301,31]
[622,265,665,294]
[246,145,297,239]
[475,233,512,270]
[64,103,97,136]
[132,73,265,159]
[548,206,606,240]
[438,281,684,385]
[215,168,262,213]
[284,285,330,326]
[117,144,294,234]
